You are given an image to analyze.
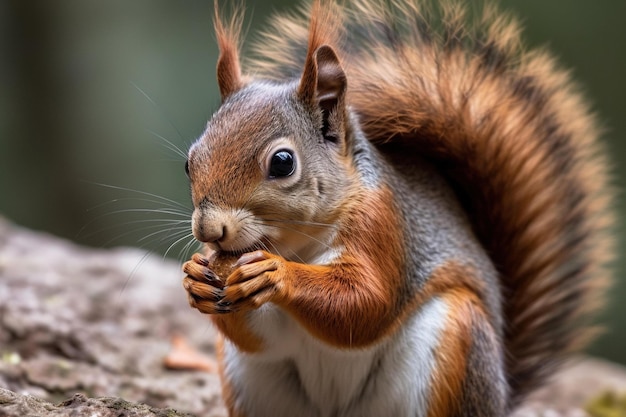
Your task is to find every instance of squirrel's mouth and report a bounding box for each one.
[209,236,271,256]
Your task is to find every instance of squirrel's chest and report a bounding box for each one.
[223,298,450,417]
[290,330,379,410]
[242,305,379,406]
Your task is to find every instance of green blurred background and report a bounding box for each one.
[1,1,624,364]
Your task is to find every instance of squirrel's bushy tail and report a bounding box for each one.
[246,0,615,406]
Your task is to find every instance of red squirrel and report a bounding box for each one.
[181,1,614,416]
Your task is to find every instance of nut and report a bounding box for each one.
[207,252,239,280]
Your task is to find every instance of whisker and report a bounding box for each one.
[101,208,190,217]
[97,224,187,248]
[256,221,334,251]
[264,213,395,240]
[262,218,337,229]
[78,204,189,241]
[80,219,189,241]
[146,129,188,160]
[178,236,202,263]
[85,196,190,213]
[118,250,153,298]
[112,218,190,226]
[131,81,187,145]
[340,222,394,239]
[116,227,192,298]
[79,210,190,239]
[88,182,191,211]
[138,226,190,245]
[265,236,308,264]
[163,232,197,260]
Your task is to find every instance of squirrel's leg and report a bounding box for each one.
[216,249,404,348]
[427,288,507,417]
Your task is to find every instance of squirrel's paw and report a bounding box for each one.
[182,253,228,314]
[218,250,287,312]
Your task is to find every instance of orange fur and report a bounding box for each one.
[273,185,406,347]
[216,336,249,417]
[420,263,500,416]
[189,101,270,209]
[211,313,264,353]
[426,289,475,417]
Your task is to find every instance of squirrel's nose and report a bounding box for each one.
[192,205,231,243]
[194,222,227,243]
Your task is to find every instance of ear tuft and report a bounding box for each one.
[214,1,244,101]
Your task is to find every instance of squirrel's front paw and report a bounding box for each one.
[218,250,287,313]
[182,253,228,315]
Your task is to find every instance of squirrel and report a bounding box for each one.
[181,1,615,416]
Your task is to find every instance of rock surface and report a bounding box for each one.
[0,217,225,416]
[0,217,624,416]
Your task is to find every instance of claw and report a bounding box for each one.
[203,270,225,289]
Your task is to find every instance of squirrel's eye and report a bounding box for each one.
[268,150,296,178]
[184,160,190,177]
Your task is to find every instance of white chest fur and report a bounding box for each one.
[220,297,450,417]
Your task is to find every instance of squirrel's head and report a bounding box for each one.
[186,18,352,255]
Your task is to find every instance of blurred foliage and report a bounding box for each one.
[587,391,626,417]
[0,1,624,364]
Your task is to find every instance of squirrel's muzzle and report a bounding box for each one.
[191,206,263,253]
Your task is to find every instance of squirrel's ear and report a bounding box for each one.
[299,45,347,143]
[215,3,244,101]
[216,45,243,101]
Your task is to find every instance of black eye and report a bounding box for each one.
[268,150,296,178]
[184,160,190,177]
